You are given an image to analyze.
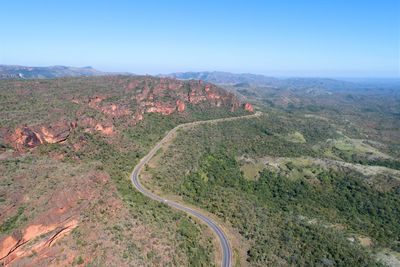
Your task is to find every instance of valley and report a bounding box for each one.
[0,72,399,266]
[141,74,400,266]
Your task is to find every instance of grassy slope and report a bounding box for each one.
[144,110,399,266]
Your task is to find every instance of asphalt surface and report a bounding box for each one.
[131,112,261,267]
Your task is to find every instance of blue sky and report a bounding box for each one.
[1,0,399,77]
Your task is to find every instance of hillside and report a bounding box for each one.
[1,73,399,267]
[141,79,400,266]
[0,76,252,266]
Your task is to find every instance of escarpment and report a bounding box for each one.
[2,76,253,152]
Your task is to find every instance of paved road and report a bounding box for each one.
[131,112,261,267]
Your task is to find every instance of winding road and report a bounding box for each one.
[131,111,261,267]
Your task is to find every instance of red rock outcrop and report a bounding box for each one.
[0,219,78,265]
[9,127,42,150]
[5,121,71,151]
[188,90,207,104]
[4,77,248,151]
[134,111,144,123]
[184,80,240,111]
[88,95,106,108]
[100,103,131,117]
[80,117,114,136]
[244,103,254,112]
[0,167,111,265]
[39,121,71,144]
[76,78,243,119]
[85,96,131,118]
[146,102,176,115]
[95,123,114,136]
[136,83,151,102]
[176,100,186,112]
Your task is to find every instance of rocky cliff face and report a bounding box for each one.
[5,121,73,151]
[2,76,252,152]
[126,77,242,120]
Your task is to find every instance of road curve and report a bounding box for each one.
[131,111,261,267]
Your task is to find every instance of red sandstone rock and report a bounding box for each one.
[244,103,254,112]
[95,123,114,135]
[100,103,131,117]
[6,121,71,151]
[4,77,246,152]
[39,121,71,144]
[79,117,114,136]
[176,100,186,112]
[10,127,42,150]
[146,102,176,115]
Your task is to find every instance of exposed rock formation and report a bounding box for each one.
[87,96,131,117]
[4,77,251,151]
[10,127,42,150]
[0,165,111,266]
[244,103,254,112]
[176,99,186,112]
[5,121,72,151]
[95,123,114,136]
[146,102,176,115]
[88,95,106,108]
[39,121,72,143]
[101,103,131,117]
[80,117,114,136]
[0,219,78,265]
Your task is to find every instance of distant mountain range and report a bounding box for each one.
[163,71,356,89]
[1,66,398,94]
[0,65,129,79]
[162,71,278,85]
[163,71,400,94]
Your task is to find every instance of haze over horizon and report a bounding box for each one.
[1,0,399,78]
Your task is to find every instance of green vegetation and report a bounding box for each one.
[286,131,306,143]
[71,255,85,266]
[0,76,249,266]
[65,112,225,266]
[351,157,400,171]
[146,107,399,266]
[178,217,215,267]
[239,160,265,180]
[0,206,26,234]
[179,152,397,265]
[1,75,399,265]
